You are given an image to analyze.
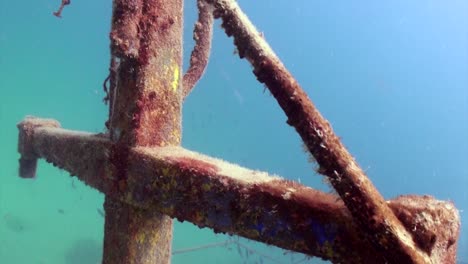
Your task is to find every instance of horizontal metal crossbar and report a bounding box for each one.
[17,116,460,263]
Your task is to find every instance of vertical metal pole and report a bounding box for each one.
[102,0,183,263]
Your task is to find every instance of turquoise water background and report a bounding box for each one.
[1,1,467,263]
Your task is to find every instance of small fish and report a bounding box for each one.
[3,213,25,232]
[97,208,105,218]
[57,209,65,214]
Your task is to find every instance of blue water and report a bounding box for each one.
[0,0,467,263]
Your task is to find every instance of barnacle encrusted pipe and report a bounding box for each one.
[102,0,184,263]
[15,117,460,263]
[204,0,433,263]
[182,0,214,98]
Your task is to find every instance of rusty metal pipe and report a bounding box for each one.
[16,117,460,263]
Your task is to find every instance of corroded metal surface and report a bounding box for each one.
[99,0,184,263]
[205,0,440,263]
[17,117,460,263]
[17,0,461,263]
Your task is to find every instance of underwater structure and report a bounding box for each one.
[17,0,460,263]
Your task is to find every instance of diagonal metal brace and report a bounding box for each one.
[17,117,460,263]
